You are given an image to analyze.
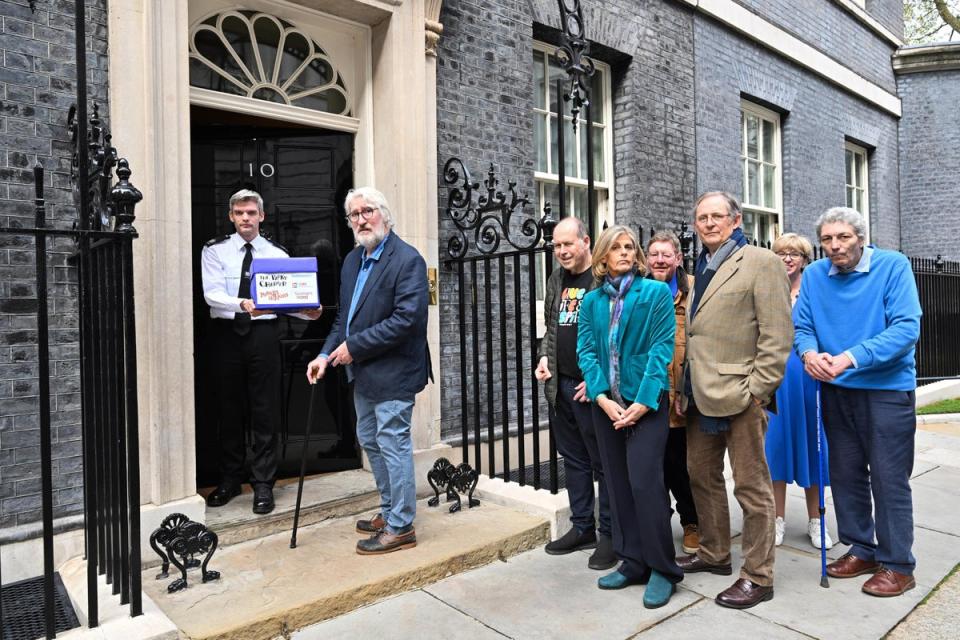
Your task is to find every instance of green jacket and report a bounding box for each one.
[577,277,675,410]
[539,266,597,406]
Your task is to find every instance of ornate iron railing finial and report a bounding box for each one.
[555,0,595,129]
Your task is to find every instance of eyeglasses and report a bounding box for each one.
[775,252,806,261]
[346,206,378,222]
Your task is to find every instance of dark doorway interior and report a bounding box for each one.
[190,106,359,488]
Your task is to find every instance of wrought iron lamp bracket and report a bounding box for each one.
[443,157,555,260]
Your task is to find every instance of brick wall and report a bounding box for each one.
[693,16,901,250]
[0,0,108,530]
[897,67,960,260]
[731,0,898,93]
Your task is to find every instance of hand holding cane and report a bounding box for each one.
[290,381,318,549]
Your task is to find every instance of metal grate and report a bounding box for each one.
[1,573,80,640]
[506,457,568,491]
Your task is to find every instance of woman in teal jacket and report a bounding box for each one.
[577,225,682,608]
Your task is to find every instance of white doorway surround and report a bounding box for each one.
[103,0,446,555]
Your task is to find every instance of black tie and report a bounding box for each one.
[234,242,253,335]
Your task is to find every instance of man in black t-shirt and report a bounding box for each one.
[536,217,615,570]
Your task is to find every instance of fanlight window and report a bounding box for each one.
[189,10,351,116]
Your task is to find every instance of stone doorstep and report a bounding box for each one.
[201,469,383,548]
[143,498,549,640]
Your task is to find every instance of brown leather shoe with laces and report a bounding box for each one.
[682,524,700,554]
[862,568,916,597]
[356,513,386,534]
[826,553,880,578]
[356,527,417,555]
[676,553,732,575]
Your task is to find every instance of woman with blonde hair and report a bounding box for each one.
[766,232,834,549]
[577,225,682,608]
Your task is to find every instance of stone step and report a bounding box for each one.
[143,498,549,640]
[202,469,382,548]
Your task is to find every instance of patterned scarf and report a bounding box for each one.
[601,266,637,406]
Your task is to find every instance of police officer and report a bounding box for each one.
[201,189,320,514]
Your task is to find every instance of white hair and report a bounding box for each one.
[344,187,394,229]
[816,207,866,240]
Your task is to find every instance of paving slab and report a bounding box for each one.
[144,499,548,640]
[290,590,507,639]
[635,598,808,639]
[424,546,702,639]
[911,466,960,536]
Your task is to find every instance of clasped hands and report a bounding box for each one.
[598,396,649,430]
[803,351,853,382]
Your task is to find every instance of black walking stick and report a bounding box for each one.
[290,381,319,549]
[816,382,829,588]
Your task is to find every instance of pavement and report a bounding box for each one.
[294,421,960,640]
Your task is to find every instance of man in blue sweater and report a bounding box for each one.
[794,207,922,598]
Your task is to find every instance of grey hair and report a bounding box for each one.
[229,189,264,213]
[647,230,681,255]
[815,207,866,240]
[555,215,589,239]
[344,187,394,229]
[693,191,742,219]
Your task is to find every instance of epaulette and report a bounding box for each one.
[204,234,231,248]
[264,236,288,253]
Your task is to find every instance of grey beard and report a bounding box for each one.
[356,227,386,250]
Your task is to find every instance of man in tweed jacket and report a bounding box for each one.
[676,192,792,610]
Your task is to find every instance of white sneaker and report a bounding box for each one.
[807,517,835,550]
[775,516,785,546]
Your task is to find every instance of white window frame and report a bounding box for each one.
[740,100,783,245]
[844,141,870,242]
[533,41,615,233]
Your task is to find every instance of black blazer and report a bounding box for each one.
[321,232,431,402]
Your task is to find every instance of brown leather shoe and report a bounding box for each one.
[356,513,386,534]
[356,527,417,555]
[826,553,880,578]
[715,578,774,609]
[675,553,732,576]
[682,524,700,554]
[862,568,916,597]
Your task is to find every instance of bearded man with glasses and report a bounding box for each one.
[306,187,431,555]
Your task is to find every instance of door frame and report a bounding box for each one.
[187,0,374,186]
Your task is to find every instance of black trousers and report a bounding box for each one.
[211,319,280,487]
[663,427,698,527]
[592,396,683,583]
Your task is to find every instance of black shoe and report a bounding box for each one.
[588,534,617,570]
[545,527,597,555]
[206,484,241,507]
[252,485,274,514]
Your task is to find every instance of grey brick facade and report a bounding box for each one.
[896,45,960,261]
[0,0,108,529]
[692,15,901,249]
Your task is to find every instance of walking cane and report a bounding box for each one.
[290,381,318,549]
[816,381,829,588]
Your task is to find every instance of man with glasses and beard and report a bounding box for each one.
[306,187,430,555]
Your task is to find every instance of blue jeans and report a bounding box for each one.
[354,390,417,534]
[822,385,916,575]
[550,375,611,537]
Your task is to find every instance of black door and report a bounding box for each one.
[191,115,358,487]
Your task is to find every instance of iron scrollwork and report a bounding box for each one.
[443,157,553,259]
[67,103,142,235]
[426,458,480,513]
[150,513,221,593]
[555,0,595,128]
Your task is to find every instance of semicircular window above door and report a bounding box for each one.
[189,10,352,116]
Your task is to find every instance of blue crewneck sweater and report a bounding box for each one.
[793,247,921,391]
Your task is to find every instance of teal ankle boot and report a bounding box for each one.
[643,569,676,608]
[598,569,635,590]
